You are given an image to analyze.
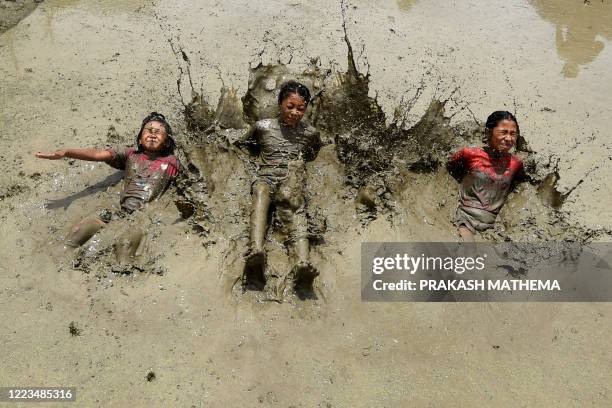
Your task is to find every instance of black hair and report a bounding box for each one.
[483,111,519,144]
[135,112,176,156]
[278,80,311,106]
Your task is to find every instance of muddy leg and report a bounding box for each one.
[244,181,271,289]
[458,226,475,242]
[114,227,145,263]
[295,237,310,264]
[290,210,319,291]
[250,181,271,253]
[292,248,319,291]
[65,217,105,247]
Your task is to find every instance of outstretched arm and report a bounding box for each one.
[35,148,112,162]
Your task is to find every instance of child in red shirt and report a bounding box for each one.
[446,111,526,241]
[36,112,179,250]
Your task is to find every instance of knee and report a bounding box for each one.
[70,217,102,235]
[114,229,144,259]
[69,224,82,235]
[252,183,272,210]
[253,182,271,198]
[275,189,304,210]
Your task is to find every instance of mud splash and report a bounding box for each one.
[167,16,609,304]
[18,6,605,291]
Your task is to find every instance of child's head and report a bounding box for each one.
[278,81,311,127]
[484,111,519,153]
[136,112,175,155]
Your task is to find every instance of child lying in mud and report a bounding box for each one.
[35,112,179,254]
[237,80,321,290]
[446,111,527,241]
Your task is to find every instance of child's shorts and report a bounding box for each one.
[453,205,497,234]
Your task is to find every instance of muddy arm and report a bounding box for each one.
[35,148,113,162]
[233,124,261,156]
[446,148,467,182]
[512,161,532,187]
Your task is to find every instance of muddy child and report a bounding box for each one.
[238,80,322,290]
[35,112,179,256]
[446,111,527,241]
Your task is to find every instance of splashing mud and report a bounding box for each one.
[2,1,612,405]
[169,23,610,303]
[5,10,605,290]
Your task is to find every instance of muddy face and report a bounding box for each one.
[139,120,168,153]
[239,63,324,125]
[279,93,307,127]
[489,119,518,153]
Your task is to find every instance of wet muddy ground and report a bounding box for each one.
[1,0,612,406]
[0,0,43,34]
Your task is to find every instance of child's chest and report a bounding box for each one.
[125,154,173,179]
[261,127,310,153]
[467,154,518,183]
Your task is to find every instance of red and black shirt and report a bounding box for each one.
[106,147,179,212]
[447,146,525,215]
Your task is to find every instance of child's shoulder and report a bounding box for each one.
[509,153,524,168]
[465,145,485,154]
[255,118,277,131]
[108,145,136,155]
[106,146,137,170]
[453,145,484,157]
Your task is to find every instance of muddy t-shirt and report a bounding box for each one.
[244,118,320,182]
[106,147,179,212]
[447,146,524,215]
[251,118,320,165]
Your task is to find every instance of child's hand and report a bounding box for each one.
[35,150,67,160]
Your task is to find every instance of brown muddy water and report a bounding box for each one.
[1,0,612,406]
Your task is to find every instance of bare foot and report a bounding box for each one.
[243,250,266,290]
[291,261,319,292]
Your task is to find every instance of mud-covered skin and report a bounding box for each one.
[69,206,169,276]
[242,64,325,125]
[64,147,179,250]
[270,159,309,242]
[241,118,320,191]
[176,30,610,303]
[106,147,179,212]
[237,117,321,291]
[65,216,106,248]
